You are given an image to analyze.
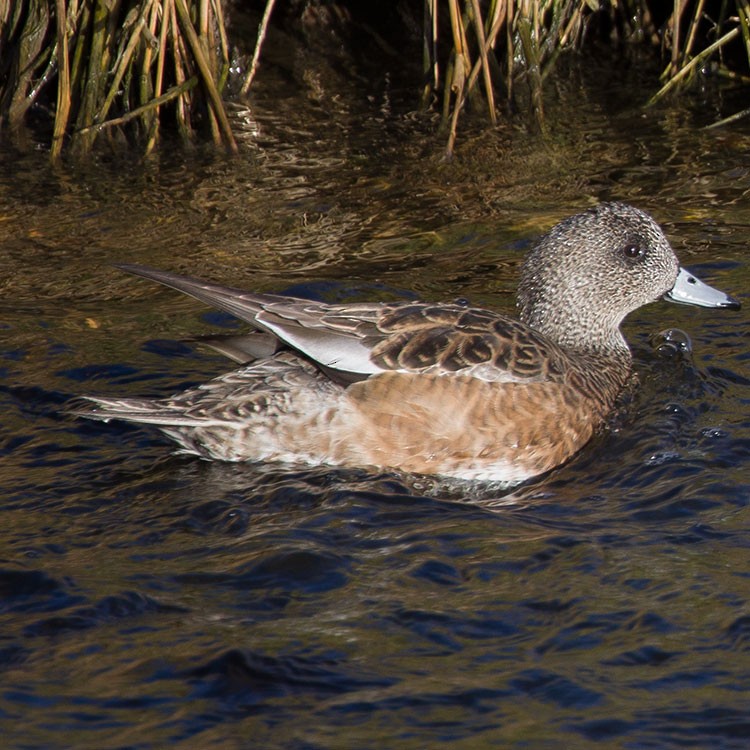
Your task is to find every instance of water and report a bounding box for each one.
[0,56,748,749]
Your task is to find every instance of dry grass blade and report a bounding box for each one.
[73,0,115,152]
[51,0,70,159]
[443,0,469,157]
[145,0,173,154]
[682,0,707,64]
[7,0,50,127]
[212,0,231,90]
[77,76,199,134]
[647,26,741,105]
[445,48,467,158]
[704,104,750,128]
[464,4,506,103]
[738,0,750,68]
[174,0,237,151]
[516,9,545,131]
[422,0,439,108]
[138,0,160,136]
[469,0,496,125]
[95,5,149,127]
[241,0,277,96]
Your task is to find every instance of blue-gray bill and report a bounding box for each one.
[665,267,741,309]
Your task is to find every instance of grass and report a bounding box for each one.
[1,0,237,158]
[1,1,749,158]
[427,0,750,156]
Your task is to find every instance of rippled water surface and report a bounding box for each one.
[1,58,749,749]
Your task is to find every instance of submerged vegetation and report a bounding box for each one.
[1,0,750,158]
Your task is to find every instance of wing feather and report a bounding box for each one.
[117,265,569,384]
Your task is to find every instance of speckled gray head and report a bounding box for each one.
[517,202,740,353]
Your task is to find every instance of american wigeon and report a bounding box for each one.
[74,203,740,483]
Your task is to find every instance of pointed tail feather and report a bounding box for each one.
[68,396,210,428]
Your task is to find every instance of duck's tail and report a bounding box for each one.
[68,396,210,428]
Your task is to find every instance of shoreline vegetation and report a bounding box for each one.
[1,1,749,159]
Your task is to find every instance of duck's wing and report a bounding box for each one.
[117,265,567,384]
[365,304,567,383]
[118,264,385,376]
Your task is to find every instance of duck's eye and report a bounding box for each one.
[622,244,646,260]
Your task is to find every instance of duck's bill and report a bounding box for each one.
[664,267,741,310]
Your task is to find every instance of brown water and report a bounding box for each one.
[0,56,748,749]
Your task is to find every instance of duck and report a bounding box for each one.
[73,202,740,483]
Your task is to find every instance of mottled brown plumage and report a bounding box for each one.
[72,203,740,483]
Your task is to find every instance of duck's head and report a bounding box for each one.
[517,202,739,353]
